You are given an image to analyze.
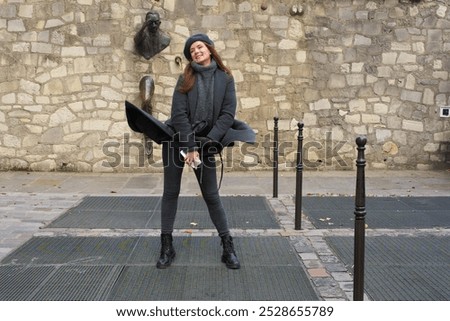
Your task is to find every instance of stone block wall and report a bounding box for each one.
[0,0,449,172]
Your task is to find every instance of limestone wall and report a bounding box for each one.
[0,0,449,172]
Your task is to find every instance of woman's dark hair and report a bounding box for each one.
[178,43,232,94]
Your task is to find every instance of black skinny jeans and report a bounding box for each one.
[161,141,230,237]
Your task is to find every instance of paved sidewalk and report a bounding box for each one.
[1,169,449,196]
[0,169,449,300]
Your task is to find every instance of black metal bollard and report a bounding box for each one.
[273,116,279,198]
[295,122,304,230]
[353,136,367,301]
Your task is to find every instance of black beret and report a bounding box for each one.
[183,33,214,60]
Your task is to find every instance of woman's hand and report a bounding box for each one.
[184,150,199,167]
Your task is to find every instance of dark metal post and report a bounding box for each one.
[273,116,279,198]
[295,122,304,230]
[353,136,367,301]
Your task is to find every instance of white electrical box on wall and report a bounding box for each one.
[440,107,450,118]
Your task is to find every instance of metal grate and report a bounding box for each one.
[110,265,317,301]
[0,236,140,266]
[0,236,319,301]
[30,265,123,301]
[325,235,450,301]
[303,196,450,229]
[0,266,55,300]
[47,196,279,229]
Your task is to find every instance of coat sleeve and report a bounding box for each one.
[206,75,237,143]
[170,76,197,150]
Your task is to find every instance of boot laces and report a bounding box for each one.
[221,237,235,254]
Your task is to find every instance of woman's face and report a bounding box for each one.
[190,41,211,66]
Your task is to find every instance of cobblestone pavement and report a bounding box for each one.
[1,170,449,300]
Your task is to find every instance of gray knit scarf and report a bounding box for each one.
[190,59,217,131]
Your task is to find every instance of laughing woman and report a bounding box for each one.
[157,34,240,270]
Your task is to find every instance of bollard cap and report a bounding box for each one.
[356,136,367,146]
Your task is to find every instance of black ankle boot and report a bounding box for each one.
[156,233,175,269]
[221,235,240,269]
